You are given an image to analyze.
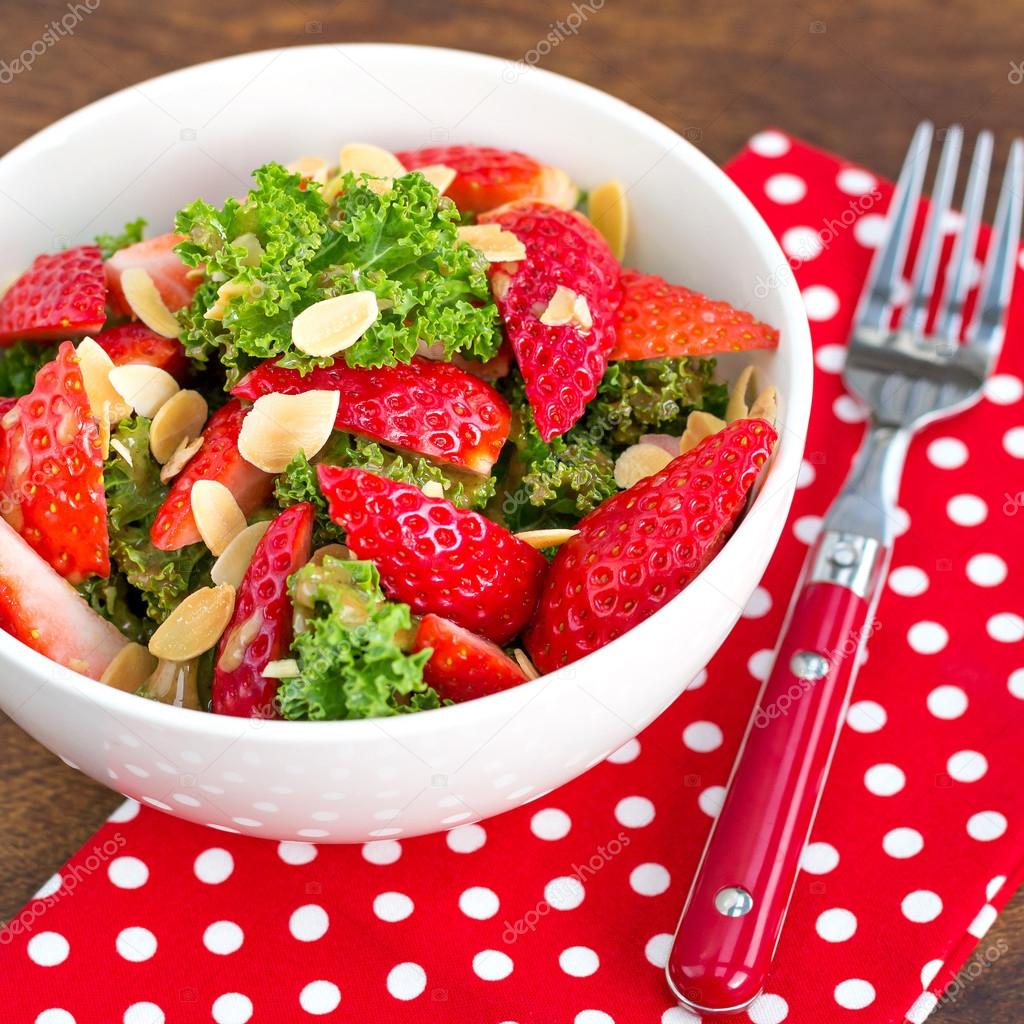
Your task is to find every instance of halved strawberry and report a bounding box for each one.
[478,202,622,441]
[105,232,198,314]
[0,517,127,679]
[0,245,106,344]
[92,323,190,381]
[233,356,510,475]
[0,341,109,582]
[396,144,571,214]
[525,418,778,672]
[611,269,780,360]
[318,467,547,645]
[212,502,313,718]
[413,613,528,702]
[150,399,274,552]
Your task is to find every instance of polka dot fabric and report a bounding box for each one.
[3,133,1023,1024]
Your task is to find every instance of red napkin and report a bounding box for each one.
[2,133,1023,1024]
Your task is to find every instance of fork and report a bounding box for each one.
[665,121,1024,1014]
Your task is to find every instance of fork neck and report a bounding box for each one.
[821,418,912,546]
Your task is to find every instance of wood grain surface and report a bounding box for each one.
[0,0,1021,1018]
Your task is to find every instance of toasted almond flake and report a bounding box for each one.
[160,436,203,483]
[148,584,236,662]
[538,165,579,209]
[679,410,728,454]
[262,658,300,679]
[286,155,330,185]
[138,657,200,708]
[726,364,757,422]
[237,389,340,474]
[338,142,406,179]
[311,543,351,565]
[98,402,112,459]
[109,438,133,467]
[421,480,445,499]
[587,179,629,260]
[513,648,540,680]
[514,528,580,550]
[191,479,247,556]
[539,285,592,333]
[614,443,673,489]
[210,519,272,588]
[217,610,261,673]
[100,642,158,692]
[120,267,181,338]
[418,163,457,193]
[491,269,513,301]
[1,405,18,430]
[76,337,132,424]
[748,385,778,424]
[108,364,180,419]
[573,293,593,331]
[456,224,527,262]
[231,232,264,266]
[291,292,379,358]
[639,433,681,457]
[204,279,251,322]
[150,389,208,463]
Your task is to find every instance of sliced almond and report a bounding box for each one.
[150,389,208,464]
[204,279,252,322]
[513,648,540,680]
[286,155,330,185]
[679,410,728,454]
[76,337,132,424]
[748,386,778,424]
[418,164,457,194]
[311,543,351,565]
[539,285,592,333]
[108,364,180,419]
[191,479,247,556]
[231,232,264,266]
[148,584,236,662]
[456,224,526,262]
[514,528,579,550]
[292,292,379,357]
[614,443,673,489]
[421,480,445,499]
[262,658,300,679]
[160,436,203,483]
[100,642,158,692]
[537,165,579,209]
[210,519,272,588]
[120,267,181,338]
[588,179,629,260]
[726,364,757,423]
[237,390,340,474]
[338,142,406,179]
[109,438,134,467]
[98,402,112,459]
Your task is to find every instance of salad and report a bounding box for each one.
[0,142,780,720]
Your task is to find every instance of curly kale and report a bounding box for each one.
[175,164,501,386]
[76,573,152,645]
[277,557,438,720]
[0,341,58,397]
[94,217,147,260]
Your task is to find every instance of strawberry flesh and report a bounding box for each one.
[212,502,313,718]
[150,399,274,552]
[104,231,198,315]
[413,613,528,702]
[0,245,106,344]
[92,322,190,381]
[525,418,778,672]
[611,269,780,360]
[318,467,547,646]
[233,356,510,475]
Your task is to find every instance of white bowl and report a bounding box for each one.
[0,44,811,842]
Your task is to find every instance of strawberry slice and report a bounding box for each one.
[478,202,622,441]
[92,323,190,381]
[611,269,780,360]
[525,418,778,672]
[396,144,561,214]
[0,516,127,679]
[0,245,106,344]
[0,341,109,582]
[233,356,511,475]
[318,467,547,645]
[150,399,274,552]
[212,502,313,718]
[413,613,528,702]
[105,232,198,314]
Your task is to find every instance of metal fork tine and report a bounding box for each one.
[904,126,963,334]
[856,120,934,331]
[934,131,993,341]
[966,137,1024,370]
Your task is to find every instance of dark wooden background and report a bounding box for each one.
[1,0,1021,1019]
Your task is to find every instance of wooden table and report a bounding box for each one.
[1,0,1020,1018]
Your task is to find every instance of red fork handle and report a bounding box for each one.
[667,579,873,1013]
